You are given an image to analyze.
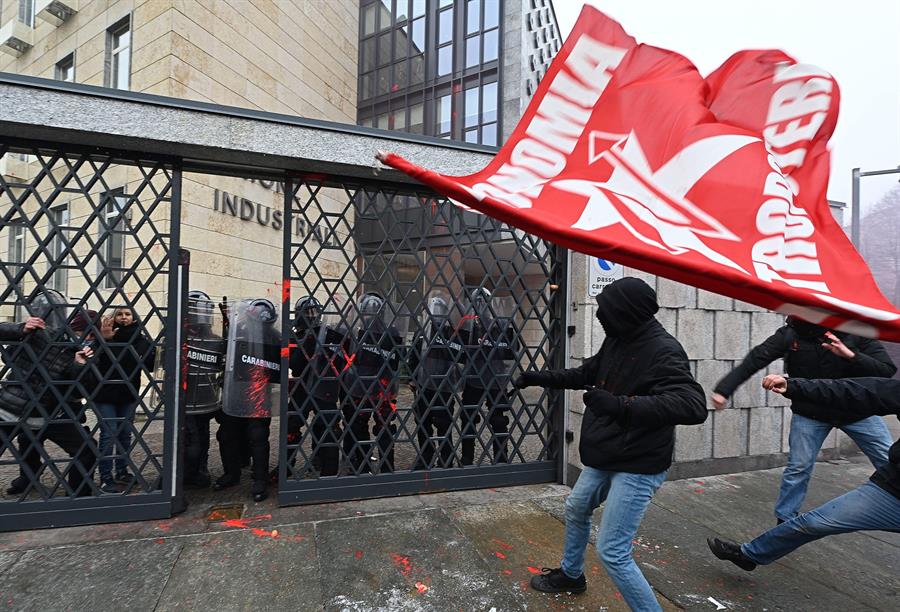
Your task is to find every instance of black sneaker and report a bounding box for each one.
[707,537,757,571]
[529,567,587,594]
[115,472,135,486]
[100,479,121,494]
[184,472,211,489]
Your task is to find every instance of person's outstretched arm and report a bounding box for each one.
[764,374,900,418]
[712,328,788,409]
[514,353,599,390]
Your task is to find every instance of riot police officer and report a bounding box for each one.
[286,296,346,477]
[216,298,280,502]
[342,292,403,473]
[183,290,225,488]
[409,291,462,470]
[460,288,517,465]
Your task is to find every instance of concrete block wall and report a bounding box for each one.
[564,257,878,480]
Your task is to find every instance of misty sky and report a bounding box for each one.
[552,0,900,217]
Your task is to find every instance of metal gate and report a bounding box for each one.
[0,139,184,530]
[0,135,565,529]
[277,175,566,504]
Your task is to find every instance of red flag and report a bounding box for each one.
[381,7,900,340]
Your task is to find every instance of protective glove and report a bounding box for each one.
[583,388,624,419]
[513,371,548,388]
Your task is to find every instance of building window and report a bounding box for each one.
[8,221,26,320]
[18,0,34,27]
[48,204,69,294]
[357,0,502,144]
[101,189,128,289]
[55,53,75,82]
[106,17,131,90]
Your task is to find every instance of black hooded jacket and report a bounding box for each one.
[94,314,155,405]
[530,278,707,474]
[783,377,900,501]
[714,319,896,425]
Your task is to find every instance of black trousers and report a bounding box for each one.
[183,412,213,483]
[412,388,454,469]
[460,385,511,465]
[342,396,396,473]
[1,422,96,496]
[284,394,342,477]
[216,414,271,483]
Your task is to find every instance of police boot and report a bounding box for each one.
[213,473,240,491]
[251,479,268,503]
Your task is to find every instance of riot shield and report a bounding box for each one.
[462,291,517,390]
[30,288,68,333]
[344,295,408,401]
[223,298,281,418]
[293,314,347,403]
[414,291,462,392]
[185,291,226,415]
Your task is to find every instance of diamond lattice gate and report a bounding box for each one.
[278,176,567,504]
[0,140,185,530]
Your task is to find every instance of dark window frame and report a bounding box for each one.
[104,15,132,91]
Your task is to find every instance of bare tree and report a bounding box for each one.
[861,184,900,307]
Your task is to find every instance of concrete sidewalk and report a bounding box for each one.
[0,457,897,611]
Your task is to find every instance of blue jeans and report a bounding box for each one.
[561,466,667,612]
[775,414,892,521]
[744,480,900,564]
[94,401,136,482]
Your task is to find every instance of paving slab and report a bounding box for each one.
[315,507,523,611]
[451,498,678,612]
[636,502,874,611]
[155,524,318,612]
[0,538,183,612]
[0,550,21,575]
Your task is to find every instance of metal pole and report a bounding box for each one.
[851,167,861,248]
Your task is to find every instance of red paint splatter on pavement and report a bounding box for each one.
[488,488,498,492]
[527,566,542,575]
[390,553,412,576]
[694,488,705,494]
[157,521,173,532]
[355,550,364,560]
[415,581,428,594]
[502,569,512,575]
[155,538,165,544]
[493,538,513,550]
[615,592,622,600]
[495,551,507,559]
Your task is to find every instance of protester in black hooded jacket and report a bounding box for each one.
[93,306,155,492]
[708,374,900,574]
[712,317,895,523]
[519,277,706,609]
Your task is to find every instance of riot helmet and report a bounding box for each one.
[188,290,214,327]
[426,293,451,320]
[31,288,68,330]
[359,292,385,326]
[471,287,492,321]
[294,296,323,331]
[244,298,278,325]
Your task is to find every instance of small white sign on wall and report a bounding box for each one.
[588,257,624,297]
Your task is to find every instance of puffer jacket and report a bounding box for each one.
[0,322,89,426]
[715,325,896,425]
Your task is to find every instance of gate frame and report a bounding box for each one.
[0,74,570,527]
[0,138,187,531]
